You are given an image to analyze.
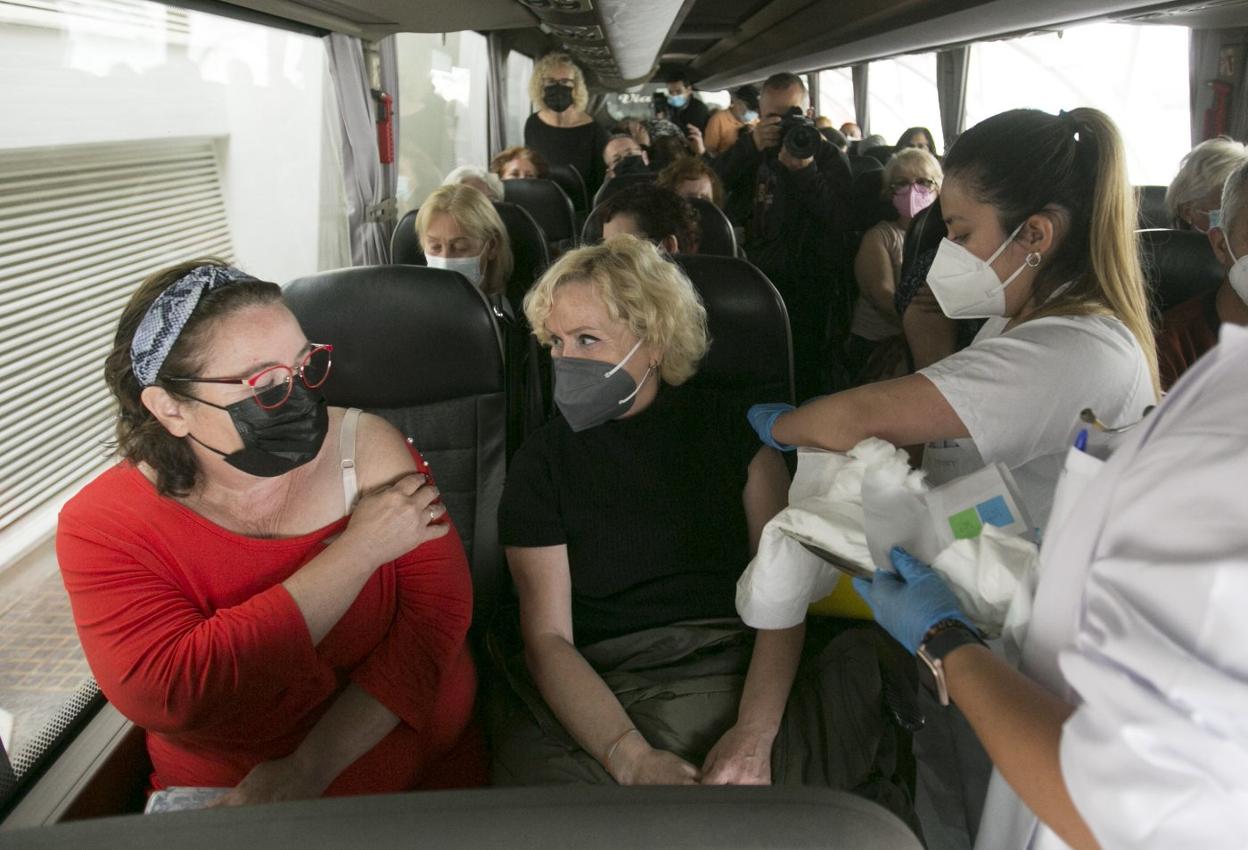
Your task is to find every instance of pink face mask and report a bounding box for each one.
[893,184,936,219]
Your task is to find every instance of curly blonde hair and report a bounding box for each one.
[414,184,513,297]
[529,52,589,114]
[524,235,709,385]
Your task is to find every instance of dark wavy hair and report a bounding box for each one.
[104,259,282,496]
[895,126,939,157]
[599,183,700,253]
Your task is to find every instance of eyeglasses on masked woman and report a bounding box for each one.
[162,343,333,410]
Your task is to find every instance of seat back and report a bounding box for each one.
[283,265,508,625]
[674,254,795,405]
[493,201,550,311]
[502,178,577,252]
[592,171,657,208]
[390,209,421,265]
[1135,185,1170,230]
[687,197,738,257]
[546,163,588,212]
[861,144,895,166]
[847,154,883,180]
[1137,228,1224,313]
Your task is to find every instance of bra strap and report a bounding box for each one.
[339,408,362,515]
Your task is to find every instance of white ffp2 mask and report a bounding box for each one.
[1224,233,1248,306]
[427,253,485,288]
[926,222,1034,319]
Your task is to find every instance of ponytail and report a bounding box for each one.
[945,108,1160,398]
[1031,109,1159,398]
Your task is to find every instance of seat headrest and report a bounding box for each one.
[493,201,550,309]
[861,145,895,166]
[390,209,421,265]
[685,197,738,257]
[545,163,588,212]
[1135,185,1170,230]
[1138,228,1225,313]
[673,254,793,402]
[593,171,657,208]
[283,265,503,408]
[502,178,576,241]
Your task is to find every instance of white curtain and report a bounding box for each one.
[486,32,508,158]
[326,33,389,266]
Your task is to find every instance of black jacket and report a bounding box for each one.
[713,130,853,300]
[668,97,710,134]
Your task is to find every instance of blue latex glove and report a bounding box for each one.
[852,547,975,655]
[747,402,796,451]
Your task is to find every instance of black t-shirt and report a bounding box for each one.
[524,113,610,195]
[498,384,763,646]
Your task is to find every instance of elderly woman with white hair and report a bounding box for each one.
[523,52,609,194]
[490,236,919,831]
[442,165,504,203]
[1165,135,1248,233]
[1157,158,1248,388]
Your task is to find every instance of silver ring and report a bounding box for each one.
[429,506,437,522]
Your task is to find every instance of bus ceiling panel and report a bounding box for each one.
[205,0,538,40]
[692,0,1198,89]
[519,0,697,88]
[1120,0,1248,28]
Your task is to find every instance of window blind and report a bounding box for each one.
[0,137,233,531]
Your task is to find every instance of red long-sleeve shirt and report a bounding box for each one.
[56,451,485,794]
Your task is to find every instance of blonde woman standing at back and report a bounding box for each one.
[523,52,610,195]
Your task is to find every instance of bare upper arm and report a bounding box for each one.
[506,545,575,645]
[853,228,897,313]
[352,411,419,491]
[742,447,789,555]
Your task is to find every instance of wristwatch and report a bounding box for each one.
[917,619,986,707]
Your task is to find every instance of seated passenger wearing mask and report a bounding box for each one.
[1157,159,1248,388]
[442,165,504,202]
[58,261,485,804]
[491,238,918,825]
[599,183,700,255]
[749,108,1159,533]
[840,122,863,142]
[665,70,710,135]
[714,72,853,401]
[657,156,725,208]
[704,85,759,157]
[847,147,943,384]
[1164,135,1248,233]
[602,134,651,181]
[490,146,549,181]
[415,184,514,308]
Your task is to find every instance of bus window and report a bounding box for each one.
[395,31,490,214]
[817,67,856,130]
[866,52,944,152]
[965,22,1190,185]
[0,0,341,797]
[506,50,535,148]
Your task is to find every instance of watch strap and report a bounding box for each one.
[917,620,986,707]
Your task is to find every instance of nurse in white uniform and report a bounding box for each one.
[748,107,1159,533]
[853,321,1248,849]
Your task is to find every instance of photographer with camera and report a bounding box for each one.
[714,72,853,401]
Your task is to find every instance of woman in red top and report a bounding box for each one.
[56,260,485,805]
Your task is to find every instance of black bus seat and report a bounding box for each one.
[284,266,509,627]
[674,254,795,406]
[1137,228,1223,314]
[592,171,656,209]
[1135,185,1170,230]
[502,178,577,257]
[546,163,588,213]
[390,209,421,265]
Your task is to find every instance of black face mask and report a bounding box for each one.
[542,83,574,113]
[613,154,649,177]
[187,382,329,478]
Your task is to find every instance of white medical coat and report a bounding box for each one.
[975,324,1248,850]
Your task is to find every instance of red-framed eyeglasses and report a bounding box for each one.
[163,343,333,410]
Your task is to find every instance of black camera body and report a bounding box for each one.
[651,91,669,117]
[778,106,821,160]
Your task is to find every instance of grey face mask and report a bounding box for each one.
[553,338,652,432]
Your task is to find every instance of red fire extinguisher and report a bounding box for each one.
[374,90,395,165]
[1204,80,1231,140]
